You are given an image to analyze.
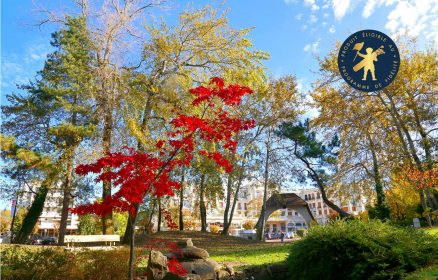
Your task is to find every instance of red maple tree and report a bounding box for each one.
[70,77,254,279]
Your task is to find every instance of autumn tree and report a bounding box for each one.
[71,78,254,279]
[121,5,268,241]
[249,75,301,239]
[313,39,437,221]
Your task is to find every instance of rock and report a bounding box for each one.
[224,264,234,276]
[147,250,168,280]
[147,266,168,280]
[216,269,231,279]
[181,259,216,280]
[149,250,168,269]
[176,238,194,248]
[205,259,221,272]
[172,246,210,260]
[162,272,201,280]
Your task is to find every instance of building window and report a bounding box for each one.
[244,203,247,210]
[281,210,286,216]
[272,224,277,232]
[318,202,322,208]
[319,210,322,215]
[281,223,286,231]
[312,193,315,200]
[317,193,320,199]
[219,202,224,208]
[238,203,241,210]
[295,212,299,216]
[288,210,292,216]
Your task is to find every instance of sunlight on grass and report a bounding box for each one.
[210,244,291,267]
[423,227,438,236]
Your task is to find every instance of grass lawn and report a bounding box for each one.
[136,231,291,268]
[404,262,438,280]
[423,226,438,236]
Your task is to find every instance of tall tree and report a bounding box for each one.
[121,5,268,242]
[277,121,351,218]
[313,40,438,218]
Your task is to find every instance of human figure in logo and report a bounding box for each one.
[353,46,385,81]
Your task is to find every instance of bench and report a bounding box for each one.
[64,235,120,248]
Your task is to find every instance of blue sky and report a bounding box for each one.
[2,0,437,100]
[1,0,437,209]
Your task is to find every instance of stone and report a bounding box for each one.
[147,267,167,280]
[176,238,194,248]
[224,264,234,276]
[181,259,216,280]
[149,250,168,269]
[162,272,201,280]
[147,250,168,280]
[204,259,221,272]
[172,246,210,260]
[216,269,231,279]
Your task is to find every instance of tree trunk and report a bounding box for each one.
[122,92,154,243]
[122,203,139,244]
[225,166,245,234]
[14,184,49,243]
[367,132,390,220]
[257,132,271,240]
[199,174,207,232]
[385,94,437,210]
[146,199,157,233]
[102,111,114,234]
[58,146,76,245]
[222,154,246,235]
[222,169,234,235]
[128,207,139,280]
[179,167,186,231]
[157,198,162,232]
[298,155,351,218]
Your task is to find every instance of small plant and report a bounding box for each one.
[209,224,220,233]
[242,220,255,230]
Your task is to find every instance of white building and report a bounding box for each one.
[18,184,79,237]
[164,181,367,234]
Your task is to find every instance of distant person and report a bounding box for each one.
[280,231,285,243]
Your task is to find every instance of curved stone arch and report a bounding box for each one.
[255,193,315,233]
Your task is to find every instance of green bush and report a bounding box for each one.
[0,245,130,280]
[296,228,306,238]
[286,220,438,280]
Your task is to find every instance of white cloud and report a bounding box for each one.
[295,13,303,20]
[329,25,336,33]
[332,0,351,20]
[309,14,318,23]
[385,0,438,42]
[304,0,320,11]
[303,40,321,53]
[23,44,50,64]
[284,0,298,4]
[362,0,396,18]
[323,12,330,18]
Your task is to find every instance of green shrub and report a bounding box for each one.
[286,220,438,280]
[0,245,131,280]
[296,228,306,238]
